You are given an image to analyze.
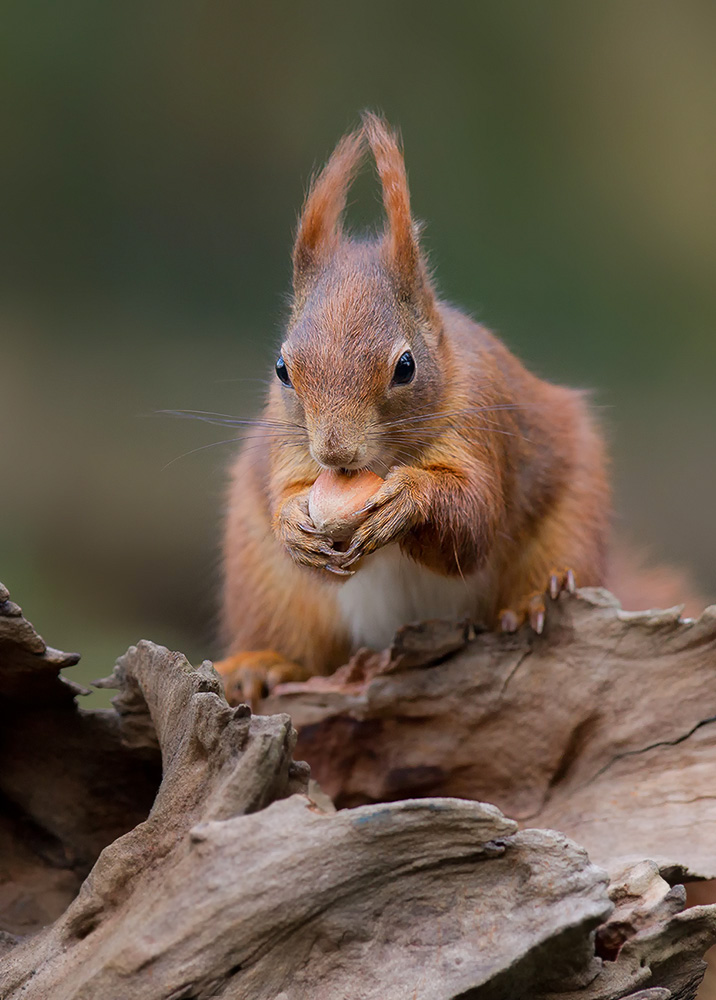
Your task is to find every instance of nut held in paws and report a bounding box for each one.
[308,469,383,541]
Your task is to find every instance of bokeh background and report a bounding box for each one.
[2,1,715,706]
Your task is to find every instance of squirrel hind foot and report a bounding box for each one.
[498,568,577,635]
[213,649,309,710]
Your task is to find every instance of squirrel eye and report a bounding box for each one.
[392,350,415,385]
[275,355,292,387]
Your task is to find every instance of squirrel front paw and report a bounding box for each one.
[275,493,351,575]
[327,468,425,572]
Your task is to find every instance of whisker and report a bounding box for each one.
[449,421,527,447]
[227,439,312,474]
[237,434,308,442]
[161,438,242,471]
[377,423,522,443]
[381,403,521,428]
[213,377,272,385]
[237,427,307,436]
[372,456,392,476]
[163,435,309,471]
[392,451,420,466]
[235,439,309,455]
[453,541,469,592]
[450,423,521,441]
[158,409,304,431]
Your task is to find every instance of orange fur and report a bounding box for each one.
[221,115,679,683]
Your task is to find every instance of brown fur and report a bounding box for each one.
[221,114,677,681]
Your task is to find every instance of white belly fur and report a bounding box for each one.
[336,545,491,652]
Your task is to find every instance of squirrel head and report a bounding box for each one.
[272,113,448,474]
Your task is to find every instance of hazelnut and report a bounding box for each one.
[308,469,383,542]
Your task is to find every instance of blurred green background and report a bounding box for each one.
[1,0,714,704]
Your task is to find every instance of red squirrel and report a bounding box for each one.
[217,113,613,704]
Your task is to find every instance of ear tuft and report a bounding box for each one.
[362,112,420,283]
[362,112,437,321]
[293,127,365,291]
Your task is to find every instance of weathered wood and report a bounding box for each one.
[266,588,716,879]
[0,584,160,936]
[1,582,716,999]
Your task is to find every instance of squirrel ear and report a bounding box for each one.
[293,127,365,294]
[362,112,439,322]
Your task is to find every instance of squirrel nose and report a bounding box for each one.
[311,428,364,470]
[312,444,360,470]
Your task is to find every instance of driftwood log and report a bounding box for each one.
[1,580,716,999]
[265,588,716,879]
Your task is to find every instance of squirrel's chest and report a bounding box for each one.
[335,545,491,652]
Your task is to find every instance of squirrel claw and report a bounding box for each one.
[325,564,354,577]
[500,569,577,635]
[548,568,577,600]
[498,600,545,635]
[529,597,546,634]
[213,649,310,710]
[499,609,520,633]
[298,522,321,535]
[335,547,363,570]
